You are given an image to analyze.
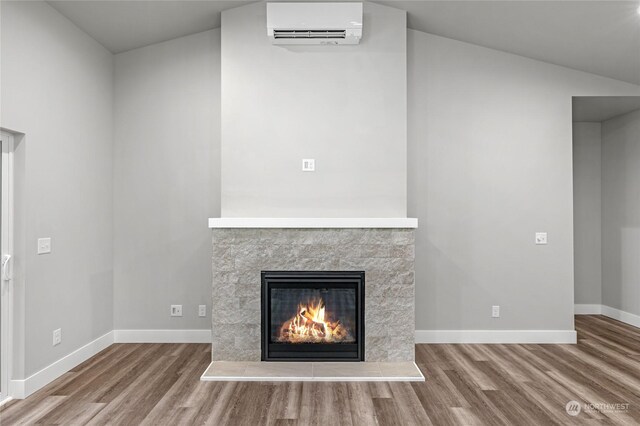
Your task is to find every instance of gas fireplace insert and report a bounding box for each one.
[261,271,365,361]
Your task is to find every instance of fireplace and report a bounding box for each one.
[261,271,365,361]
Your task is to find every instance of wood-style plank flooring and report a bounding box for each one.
[2,315,640,425]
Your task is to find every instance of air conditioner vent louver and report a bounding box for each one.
[267,3,362,45]
[273,29,347,40]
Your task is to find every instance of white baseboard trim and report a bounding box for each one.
[600,305,640,328]
[20,320,631,399]
[7,329,211,399]
[415,329,577,344]
[8,380,24,400]
[9,330,114,399]
[575,304,602,315]
[574,304,640,329]
[113,329,211,343]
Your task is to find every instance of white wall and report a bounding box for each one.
[407,30,640,332]
[4,2,640,375]
[113,29,220,330]
[0,1,114,377]
[602,109,640,315]
[220,2,407,218]
[573,122,602,305]
[112,26,640,336]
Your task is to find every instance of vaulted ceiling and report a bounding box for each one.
[47,0,640,85]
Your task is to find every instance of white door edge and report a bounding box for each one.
[0,130,15,400]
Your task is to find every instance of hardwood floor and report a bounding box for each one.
[2,315,640,425]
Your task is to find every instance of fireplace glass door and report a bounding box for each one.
[261,271,365,361]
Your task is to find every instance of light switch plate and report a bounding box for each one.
[302,159,315,172]
[38,238,52,254]
[492,305,500,318]
[535,232,548,245]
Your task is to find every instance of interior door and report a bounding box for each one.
[0,130,13,401]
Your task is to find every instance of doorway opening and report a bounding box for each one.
[572,96,640,327]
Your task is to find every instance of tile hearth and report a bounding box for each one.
[201,361,425,382]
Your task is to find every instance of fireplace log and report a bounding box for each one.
[310,322,326,337]
[306,319,327,335]
[280,320,326,340]
[291,312,325,337]
[299,309,314,322]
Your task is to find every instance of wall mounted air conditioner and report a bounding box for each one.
[266,2,363,45]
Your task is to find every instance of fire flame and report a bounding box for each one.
[278,298,352,343]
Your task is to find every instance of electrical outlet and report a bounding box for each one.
[198,305,207,317]
[302,159,315,172]
[38,237,52,254]
[170,305,183,317]
[535,232,548,245]
[53,328,61,346]
[492,305,500,318]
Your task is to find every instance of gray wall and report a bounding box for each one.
[0,1,114,377]
[407,30,640,331]
[573,122,603,305]
[602,109,640,315]
[112,27,640,334]
[113,30,220,330]
[5,1,640,362]
[220,2,407,218]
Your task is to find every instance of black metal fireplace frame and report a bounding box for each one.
[261,271,365,362]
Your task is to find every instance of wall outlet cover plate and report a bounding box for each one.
[38,237,52,254]
[535,232,548,245]
[302,159,315,171]
[53,328,61,346]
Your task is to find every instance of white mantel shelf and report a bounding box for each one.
[208,218,418,229]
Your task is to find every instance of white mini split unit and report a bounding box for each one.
[266,2,363,45]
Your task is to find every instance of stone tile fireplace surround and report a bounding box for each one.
[210,219,417,364]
